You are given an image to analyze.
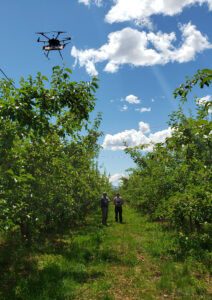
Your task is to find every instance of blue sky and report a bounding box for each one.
[1,0,212,185]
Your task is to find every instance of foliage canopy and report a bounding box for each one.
[0,66,110,241]
[120,69,212,254]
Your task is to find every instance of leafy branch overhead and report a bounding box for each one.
[0,65,99,138]
[174,68,212,105]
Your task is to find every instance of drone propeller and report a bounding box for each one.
[36,31,53,34]
[35,32,51,39]
[54,31,67,39]
[52,31,66,33]
[60,37,71,42]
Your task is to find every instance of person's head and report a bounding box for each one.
[116,192,120,197]
[103,192,107,196]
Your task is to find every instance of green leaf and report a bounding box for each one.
[92,82,99,89]
[202,69,212,75]
[53,66,60,70]
[64,68,72,74]
[5,169,15,176]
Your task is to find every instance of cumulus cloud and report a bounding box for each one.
[71,23,212,76]
[125,94,141,104]
[139,121,151,133]
[102,121,172,150]
[109,173,127,186]
[105,0,212,26]
[135,107,151,112]
[149,127,173,144]
[196,95,212,113]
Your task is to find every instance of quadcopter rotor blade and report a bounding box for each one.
[60,37,71,44]
[36,31,53,34]
[35,32,50,40]
[60,38,71,42]
[52,31,66,33]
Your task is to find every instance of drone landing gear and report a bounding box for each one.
[43,50,63,60]
[44,52,50,60]
[59,50,63,60]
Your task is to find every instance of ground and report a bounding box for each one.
[0,205,211,299]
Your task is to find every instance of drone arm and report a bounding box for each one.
[55,32,62,39]
[41,33,50,39]
[61,37,71,42]
[62,42,71,46]
[59,50,63,60]
[37,39,47,43]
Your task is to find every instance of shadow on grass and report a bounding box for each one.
[0,213,121,299]
[0,235,38,300]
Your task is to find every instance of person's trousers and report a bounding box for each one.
[101,207,108,225]
[115,206,122,222]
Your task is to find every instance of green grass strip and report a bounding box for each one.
[0,205,211,299]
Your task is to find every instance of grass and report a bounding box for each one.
[0,205,211,299]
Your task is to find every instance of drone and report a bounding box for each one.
[36,31,71,59]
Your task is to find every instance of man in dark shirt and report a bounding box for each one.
[113,192,124,223]
[101,192,110,225]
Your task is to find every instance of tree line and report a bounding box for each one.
[120,69,212,255]
[0,66,111,243]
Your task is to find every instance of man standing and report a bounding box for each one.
[101,192,110,226]
[113,192,124,223]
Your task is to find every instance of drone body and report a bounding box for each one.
[36,31,71,59]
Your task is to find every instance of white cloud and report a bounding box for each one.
[105,0,212,26]
[78,0,102,7]
[196,95,212,113]
[125,94,141,104]
[149,127,173,144]
[135,107,151,112]
[78,0,90,5]
[71,23,212,76]
[139,121,151,133]
[102,121,173,150]
[173,23,212,63]
[121,104,128,111]
[109,173,127,186]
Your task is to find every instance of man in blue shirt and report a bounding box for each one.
[113,192,124,223]
[101,192,110,225]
